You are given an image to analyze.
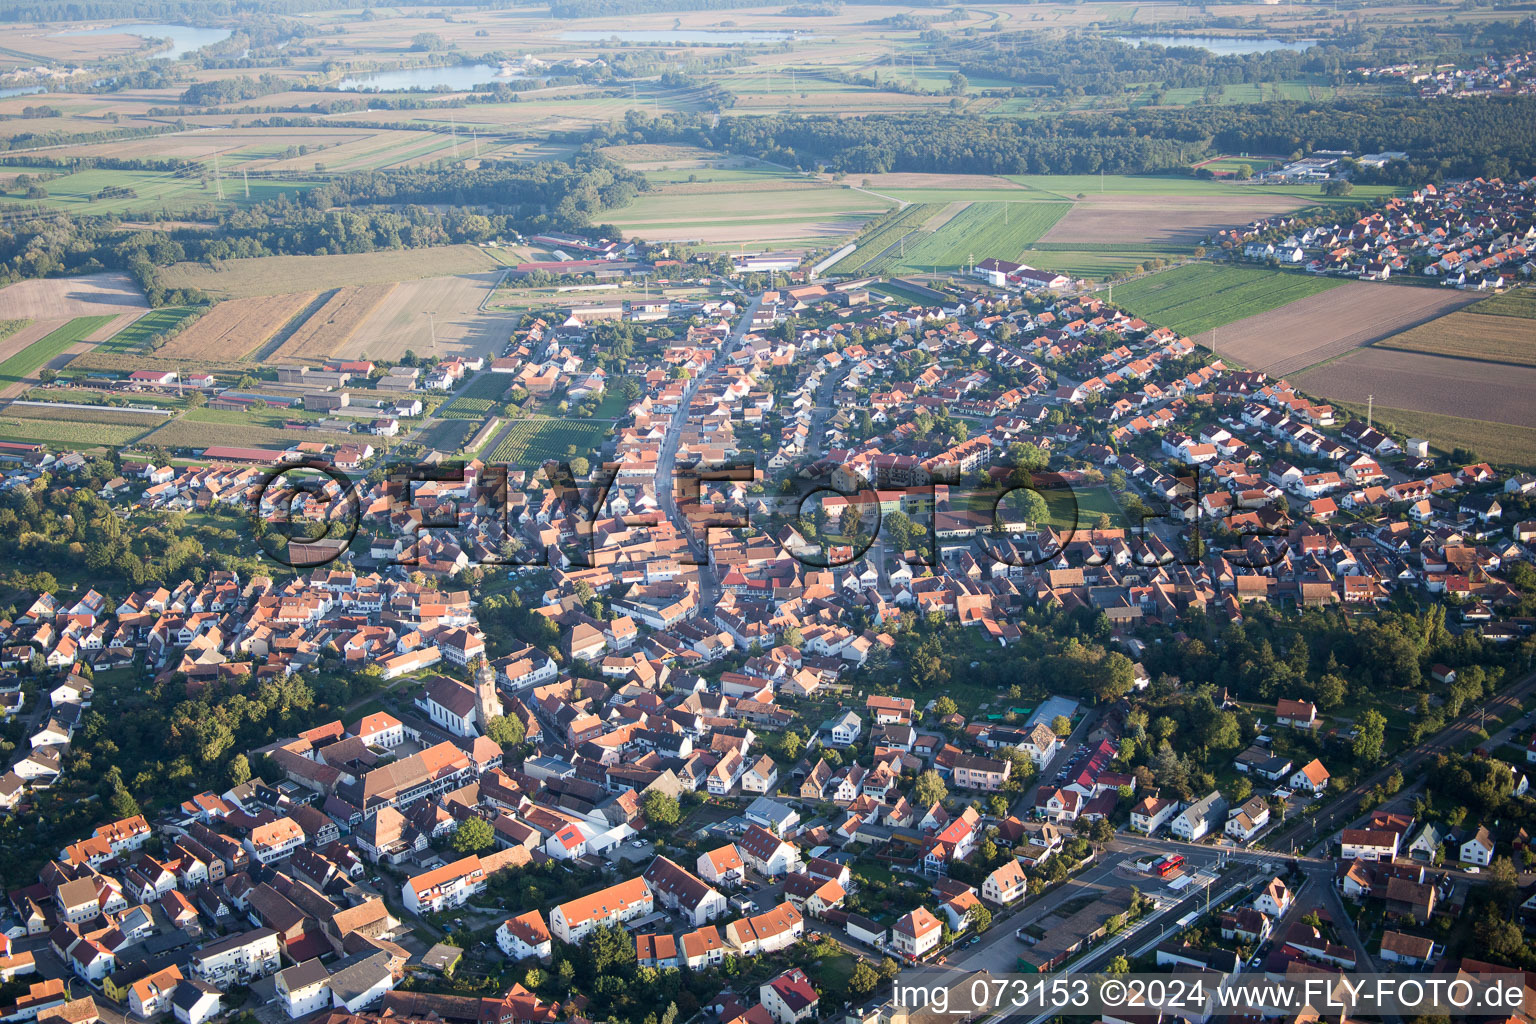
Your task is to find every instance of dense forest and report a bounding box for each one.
[599,95,1536,178]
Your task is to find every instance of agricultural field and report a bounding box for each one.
[1296,347,1536,432]
[153,293,313,362]
[268,285,395,365]
[1470,288,1536,320]
[1037,192,1318,247]
[0,403,162,448]
[0,271,146,321]
[0,315,117,387]
[486,418,609,469]
[1110,264,1343,339]
[605,178,893,247]
[0,167,321,215]
[158,246,502,300]
[415,418,478,453]
[888,202,1071,275]
[94,307,203,356]
[1329,400,1536,470]
[827,204,940,276]
[1192,284,1477,375]
[142,416,360,451]
[1019,246,1192,280]
[1374,308,1536,368]
[438,372,512,418]
[343,274,511,363]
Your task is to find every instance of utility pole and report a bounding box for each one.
[424,310,438,357]
[449,114,459,159]
[1367,394,1374,429]
[242,168,249,199]
[213,150,224,200]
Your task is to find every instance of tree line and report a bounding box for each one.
[598,95,1536,179]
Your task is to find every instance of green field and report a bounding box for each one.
[827,204,939,276]
[487,418,608,468]
[95,307,203,356]
[1109,264,1343,337]
[0,169,321,215]
[0,411,154,448]
[0,316,116,384]
[1021,246,1193,279]
[416,418,477,452]
[890,202,1070,274]
[1472,289,1536,320]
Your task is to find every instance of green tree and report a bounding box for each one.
[935,696,958,717]
[643,789,682,828]
[848,960,879,999]
[782,731,803,760]
[486,714,525,748]
[1051,714,1072,737]
[1353,708,1387,763]
[915,769,947,807]
[451,816,494,854]
[968,904,993,933]
[227,753,251,788]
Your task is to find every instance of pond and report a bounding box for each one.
[1118,34,1316,56]
[560,29,803,44]
[335,63,515,92]
[57,23,234,61]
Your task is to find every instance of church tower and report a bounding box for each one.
[474,659,502,734]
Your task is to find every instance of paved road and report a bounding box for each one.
[1263,666,1536,857]
[656,293,762,618]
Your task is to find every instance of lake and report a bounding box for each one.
[57,23,234,60]
[335,63,512,92]
[0,85,46,99]
[1119,34,1316,56]
[560,29,802,44]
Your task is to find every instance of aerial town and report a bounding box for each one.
[0,4,1535,1024]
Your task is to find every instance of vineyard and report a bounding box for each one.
[437,372,511,419]
[487,418,607,468]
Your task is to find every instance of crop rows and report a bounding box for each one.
[891,202,1070,274]
[826,204,939,276]
[487,419,608,469]
[1111,264,1339,337]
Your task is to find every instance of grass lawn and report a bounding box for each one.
[95,307,203,356]
[0,315,116,384]
[1110,263,1343,336]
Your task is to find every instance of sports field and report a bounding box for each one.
[1110,264,1343,338]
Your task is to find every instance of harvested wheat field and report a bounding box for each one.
[0,272,147,321]
[1296,347,1536,430]
[158,245,502,300]
[1194,284,1477,376]
[343,273,510,363]
[159,293,317,361]
[1373,309,1536,367]
[1039,195,1316,247]
[268,285,395,364]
